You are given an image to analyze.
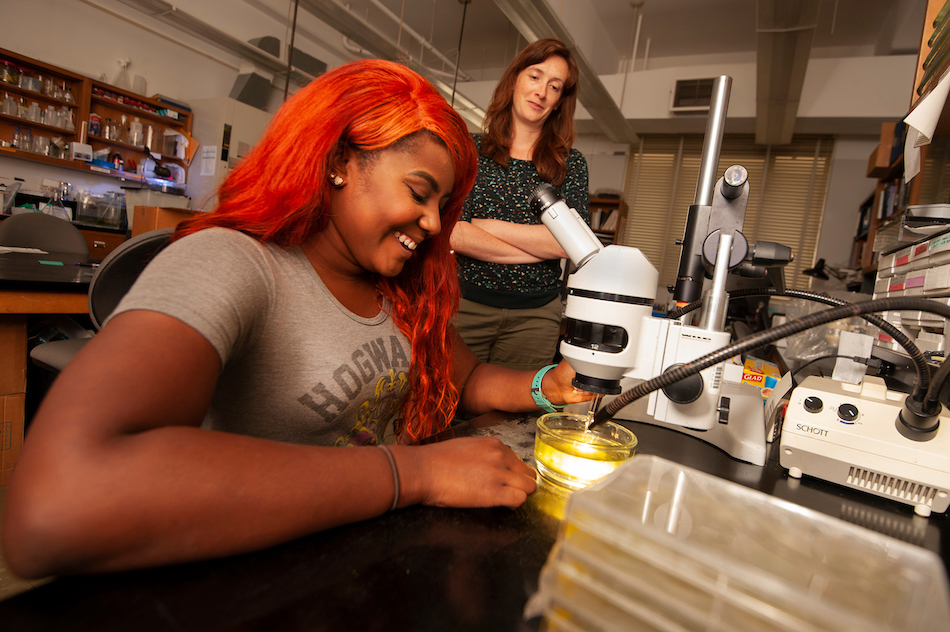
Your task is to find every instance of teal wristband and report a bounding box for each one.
[532,364,565,414]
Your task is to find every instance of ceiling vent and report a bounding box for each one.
[670,77,716,112]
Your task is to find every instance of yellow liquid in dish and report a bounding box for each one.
[535,428,632,491]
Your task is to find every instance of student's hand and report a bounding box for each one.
[395,438,537,509]
[542,360,595,407]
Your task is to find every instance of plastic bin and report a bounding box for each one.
[528,455,950,631]
[75,192,126,229]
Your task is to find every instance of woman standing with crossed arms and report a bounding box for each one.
[451,38,590,379]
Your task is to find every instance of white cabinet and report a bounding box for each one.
[185,97,271,210]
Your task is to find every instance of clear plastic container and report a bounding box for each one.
[76,192,127,229]
[529,455,950,632]
[129,116,143,146]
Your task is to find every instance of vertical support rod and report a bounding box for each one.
[694,76,732,206]
[699,232,733,331]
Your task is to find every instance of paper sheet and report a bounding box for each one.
[904,70,950,182]
[200,146,217,177]
[0,246,47,254]
[832,330,874,385]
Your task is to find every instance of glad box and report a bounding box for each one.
[741,356,781,400]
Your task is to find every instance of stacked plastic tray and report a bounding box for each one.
[528,455,950,632]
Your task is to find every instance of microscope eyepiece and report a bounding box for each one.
[529,182,561,218]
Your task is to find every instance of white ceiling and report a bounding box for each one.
[339,0,927,80]
[109,0,930,143]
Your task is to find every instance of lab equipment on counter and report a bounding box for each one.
[527,455,950,632]
[781,374,950,517]
[1,178,23,213]
[75,191,126,229]
[68,141,92,162]
[530,75,793,467]
[532,73,950,523]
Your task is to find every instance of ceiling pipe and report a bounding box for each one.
[366,0,473,81]
[115,0,313,78]
[296,0,485,127]
[620,3,643,110]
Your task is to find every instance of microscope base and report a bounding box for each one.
[610,380,769,466]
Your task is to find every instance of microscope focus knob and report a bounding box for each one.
[661,364,704,404]
[721,164,748,199]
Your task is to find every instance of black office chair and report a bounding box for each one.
[0,211,90,255]
[30,228,175,373]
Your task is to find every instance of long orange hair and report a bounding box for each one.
[480,38,579,185]
[176,60,478,442]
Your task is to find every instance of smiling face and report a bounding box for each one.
[324,133,455,279]
[511,54,570,130]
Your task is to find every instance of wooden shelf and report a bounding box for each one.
[91,94,187,128]
[0,146,144,183]
[855,0,950,274]
[86,134,184,166]
[589,197,627,245]
[0,82,79,111]
[0,47,192,187]
[0,112,75,136]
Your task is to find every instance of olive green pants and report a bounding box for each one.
[455,297,563,372]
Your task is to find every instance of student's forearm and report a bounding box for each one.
[4,414,401,576]
[459,360,590,416]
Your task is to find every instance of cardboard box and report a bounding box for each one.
[741,356,781,400]
[132,206,201,237]
[0,317,27,397]
[1,394,25,487]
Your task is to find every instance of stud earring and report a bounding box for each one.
[329,174,344,187]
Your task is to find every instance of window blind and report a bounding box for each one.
[619,134,833,301]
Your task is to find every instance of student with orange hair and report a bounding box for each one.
[2,59,589,578]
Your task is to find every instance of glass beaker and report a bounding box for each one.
[59,106,74,131]
[534,412,637,492]
[26,101,41,123]
[0,62,17,85]
[32,135,50,156]
[104,118,117,141]
[128,116,143,146]
[1,92,16,116]
[41,105,57,127]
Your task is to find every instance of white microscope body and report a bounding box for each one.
[532,182,769,465]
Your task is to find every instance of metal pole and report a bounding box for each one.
[699,232,733,331]
[694,75,732,206]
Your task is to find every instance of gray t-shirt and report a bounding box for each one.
[110,227,411,446]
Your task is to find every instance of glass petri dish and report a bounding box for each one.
[534,412,637,492]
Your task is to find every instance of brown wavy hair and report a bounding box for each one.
[175,59,478,442]
[479,38,579,185]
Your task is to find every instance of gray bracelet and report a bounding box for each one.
[378,444,400,512]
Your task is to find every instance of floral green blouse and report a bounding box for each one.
[457,135,590,309]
